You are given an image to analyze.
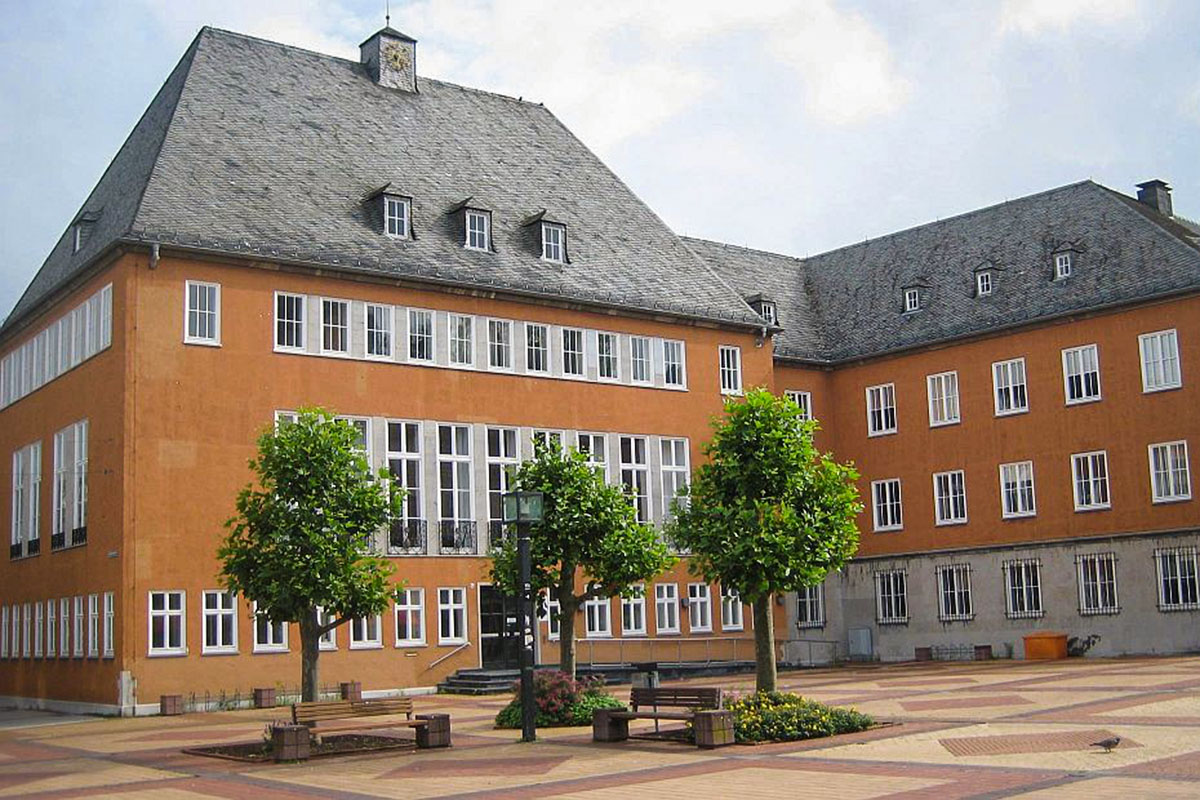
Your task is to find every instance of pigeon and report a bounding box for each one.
[1090,736,1120,753]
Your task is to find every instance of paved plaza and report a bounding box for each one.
[2,655,1200,798]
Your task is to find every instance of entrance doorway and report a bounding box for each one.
[479,585,521,669]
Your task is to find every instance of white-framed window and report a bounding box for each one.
[12,605,21,659]
[871,479,903,532]
[621,586,646,636]
[274,292,305,350]
[465,210,490,251]
[46,600,56,658]
[34,602,43,658]
[654,584,679,634]
[663,340,686,387]
[408,308,434,362]
[904,288,920,312]
[1140,329,1181,392]
[584,596,612,638]
[562,328,585,376]
[437,587,467,644]
[718,345,742,394]
[1062,344,1101,404]
[72,595,84,657]
[365,303,393,359]
[927,371,960,426]
[52,430,68,543]
[598,332,619,380]
[22,603,30,658]
[102,592,114,658]
[1004,559,1044,619]
[487,319,513,370]
[184,281,221,345]
[534,430,565,452]
[437,424,473,527]
[797,584,824,628]
[619,435,650,523]
[720,587,743,631]
[252,602,288,653]
[687,583,712,632]
[661,438,689,521]
[59,598,69,656]
[1055,252,1072,279]
[630,336,651,384]
[394,588,425,646]
[1156,547,1199,611]
[541,222,565,262]
[1000,461,1037,518]
[0,606,7,659]
[73,421,87,538]
[785,390,812,421]
[993,358,1028,415]
[866,383,897,435]
[449,313,473,366]
[976,272,992,296]
[1149,441,1191,502]
[350,615,383,649]
[384,195,410,238]
[936,564,973,621]
[486,427,519,545]
[149,591,186,656]
[1072,451,1111,511]
[1077,552,1119,616]
[316,607,337,651]
[87,593,99,657]
[541,591,561,641]
[933,470,968,525]
[202,590,237,654]
[320,299,349,354]
[525,323,549,373]
[577,433,608,479]
[10,441,41,554]
[875,571,908,624]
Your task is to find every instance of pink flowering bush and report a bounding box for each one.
[495,669,625,728]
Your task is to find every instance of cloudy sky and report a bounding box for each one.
[2,0,1198,321]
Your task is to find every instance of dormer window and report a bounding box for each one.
[465,210,490,251]
[384,195,410,239]
[904,288,921,313]
[976,271,992,296]
[746,295,777,325]
[72,225,84,254]
[1055,252,1072,279]
[541,222,566,263]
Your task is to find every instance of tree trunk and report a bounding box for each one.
[300,608,321,702]
[752,595,777,693]
[557,581,578,676]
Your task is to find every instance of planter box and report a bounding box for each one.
[914,646,933,662]
[694,710,735,749]
[415,713,452,748]
[974,644,993,661]
[592,708,629,742]
[254,687,276,709]
[1024,632,1068,660]
[160,694,184,716]
[272,724,311,762]
[339,681,363,703]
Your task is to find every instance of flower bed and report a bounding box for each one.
[495,670,626,728]
[725,691,872,743]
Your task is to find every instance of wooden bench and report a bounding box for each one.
[291,697,451,748]
[593,687,733,748]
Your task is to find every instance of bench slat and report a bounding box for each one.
[292,697,415,726]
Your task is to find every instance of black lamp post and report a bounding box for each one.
[503,489,543,743]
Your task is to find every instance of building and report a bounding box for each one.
[2,26,1198,714]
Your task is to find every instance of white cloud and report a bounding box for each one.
[1000,0,1142,35]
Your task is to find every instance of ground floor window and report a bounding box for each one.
[350,615,383,649]
[1156,547,1200,611]
[797,584,824,628]
[875,570,908,624]
[395,589,424,646]
[1003,559,1044,619]
[936,564,973,621]
[438,587,467,644]
[720,587,743,631]
[655,584,679,634]
[687,583,712,632]
[203,590,237,654]
[149,591,185,656]
[621,587,646,636]
[1076,552,1119,615]
[585,596,612,638]
[253,603,288,653]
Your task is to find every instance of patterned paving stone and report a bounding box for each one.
[1017,775,1200,798]
[901,694,1033,712]
[1117,749,1200,779]
[546,767,950,799]
[938,728,1138,756]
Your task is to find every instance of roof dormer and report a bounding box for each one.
[746,294,778,325]
[522,211,569,263]
[360,27,418,93]
[1052,243,1081,280]
[449,198,493,252]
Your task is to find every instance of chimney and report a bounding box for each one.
[1136,179,1173,217]
[360,27,418,93]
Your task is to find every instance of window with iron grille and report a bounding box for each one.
[1076,552,1119,615]
[936,564,973,621]
[1149,441,1191,502]
[875,570,908,624]
[1156,547,1199,611]
[1000,461,1036,518]
[1004,559,1044,619]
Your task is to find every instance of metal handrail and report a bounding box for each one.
[425,640,472,672]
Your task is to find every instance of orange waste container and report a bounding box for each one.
[1023,632,1068,660]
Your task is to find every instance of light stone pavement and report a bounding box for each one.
[2,655,1200,798]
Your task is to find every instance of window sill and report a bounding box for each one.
[994,407,1030,418]
[929,419,961,428]
[1158,603,1200,612]
[201,649,239,656]
[252,647,289,654]
[867,430,898,438]
[1142,383,1182,394]
[873,526,904,533]
[394,642,426,648]
[935,520,968,527]
[721,625,744,632]
[349,643,384,650]
[183,338,222,348]
[877,618,909,626]
[1079,607,1121,617]
[655,630,681,637]
[1152,496,1192,505]
[437,640,468,647]
[1001,512,1037,520]
[1073,505,1112,513]
[1065,396,1102,407]
[689,627,713,634]
[148,650,188,658]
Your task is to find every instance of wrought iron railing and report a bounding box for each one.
[9,542,21,560]
[50,532,66,550]
[438,520,477,555]
[388,519,427,555]
[27,538,40,556]
[71,526,88,547]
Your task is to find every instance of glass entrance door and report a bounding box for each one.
[479,585,521,669]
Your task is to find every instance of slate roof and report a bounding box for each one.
[2,27,763,338]
[689,180,1200,363]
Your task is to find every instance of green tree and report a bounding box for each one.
[219,407,402,701]
[490,439,676,676]
[666,388,862,692]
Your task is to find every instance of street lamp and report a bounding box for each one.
[503,489,543,743]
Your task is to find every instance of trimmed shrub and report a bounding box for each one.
[494,669,626,728]
[726,691,872,743]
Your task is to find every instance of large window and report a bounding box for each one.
[59,597,69,656]
[149,591,185,656]
[465,210,490,250]
[654,584,679,634]
[103,592,114,658]
[365,303,392,359]
[387,421,423,553]
[621,587,647,636]
[562,328,585,376]
[51,421,87,549]
[542,592,561,641]
[395,588,425,646]
[1072,451,1111,511]
[598,332,619,380]
[350,615,383,649]
[927,371,960,426]
[1149,441,1191,502]
[10,441,40,557]
[486,427,519,548]
[275,292,305,350]
[584,596,612,638]
[577,433,608,479]
[785,390,812,421]
[438,424,474,553]
[45,600,55,658]
[1062,344,1101,404]
[321,299,350,354]
[933,470,967,525]
[408,309,434,362]
[253,602,288,653]
[993,357,1028,415]
[202,590,237,654]
[488,319,512,370]
[936,564,973,621]
[720,587,743,631]
[871,479,903,532]
[660,438,689,521]
[719,345,742,394]
[630,336,651,383]
[1139,329,1181,392]
[1004,559,1043,619]
[449,314,473,366]
[999,461,1036,518]
[866,383,897,436]
[317,607,337,650]
[525,323,549,373]
[184,281,221,345]
[1,606,7,659]
[875,571,908,624]
[1077,552,1118,615]
[619,436,650,523]
[72,596,83,657]
[687,583,712,632]
[663,340,686,387]
[797,584,824,628]
[1156,547,1199,611]
[35,602,43,658]
[437,587,467,644]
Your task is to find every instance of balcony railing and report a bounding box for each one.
[438,521,477,555]
[9,542,21,560]
[388,519,427,555]
[27,538,40,556]
[50,531,66,550]
[71,526,88,547]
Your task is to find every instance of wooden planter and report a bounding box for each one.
[160,694,184,716]
[254,687,276,709]
[592,708,630,742]
[272,724,311,762]
[694,710,735,749]
[415,713,452,748]
[339,681,363,703]
[974,644,993,661]
[1023,632,1068,660]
